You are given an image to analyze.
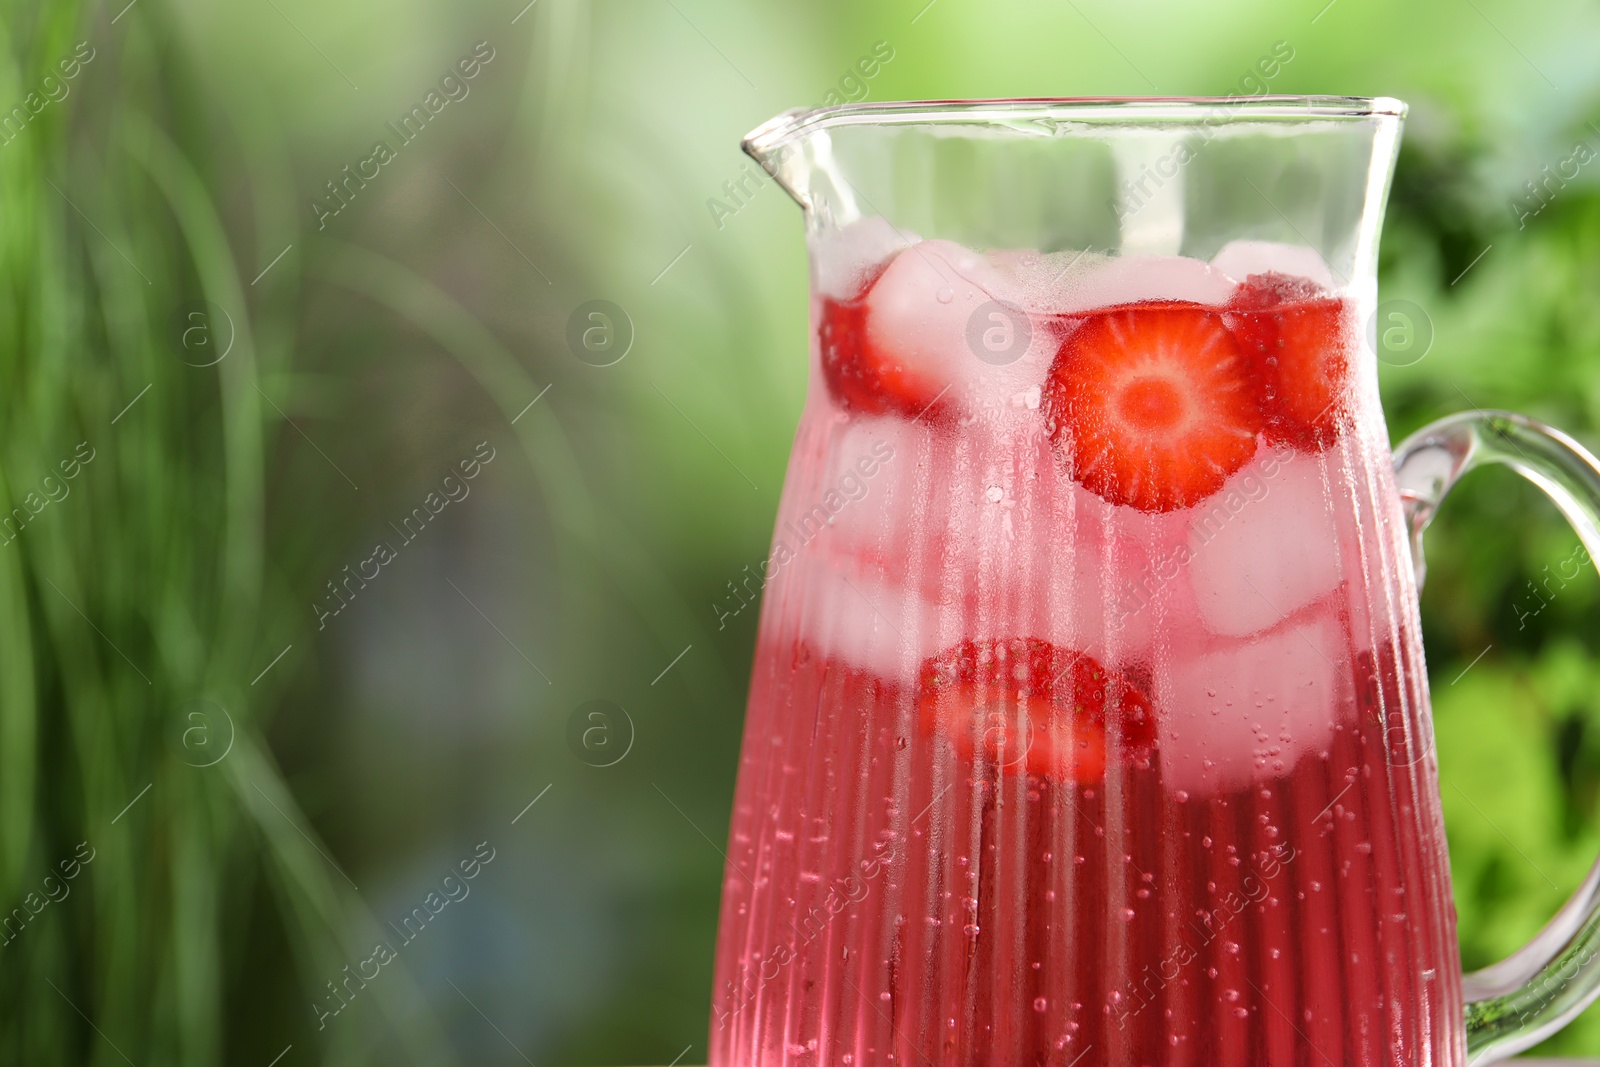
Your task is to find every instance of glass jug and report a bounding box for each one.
[712,96,1600,1067]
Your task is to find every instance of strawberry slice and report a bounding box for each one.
[818,295,944,420]
[1225,272,1355,451]
[816,254,955,422]
[1042,302,1261,513]
[917,638,1154,783]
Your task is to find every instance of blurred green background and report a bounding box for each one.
[3,0,1600,1061]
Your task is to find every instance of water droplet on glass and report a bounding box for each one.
[1120,907,1136,921]
[1034,997,1049,1013]
[936,287,954,303]
[986,485,1004,503]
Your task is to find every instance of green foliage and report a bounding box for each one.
[0,4,451,1064]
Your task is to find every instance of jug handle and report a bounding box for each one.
[1393,409,1600,1063]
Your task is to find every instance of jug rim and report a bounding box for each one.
[744,95,1407,161]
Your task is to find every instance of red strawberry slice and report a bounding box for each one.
[1042,302,1261,513]
[917,638,1154,783]
[816,256,955,422]
[1226,272,1355,452]
[818,295,945,420]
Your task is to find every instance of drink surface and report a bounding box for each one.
[711,226,1462,1066]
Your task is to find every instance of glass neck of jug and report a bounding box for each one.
[743,96,1405,290]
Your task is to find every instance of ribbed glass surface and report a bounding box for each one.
[710,235,1461,1066]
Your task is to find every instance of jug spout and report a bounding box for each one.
[742,108,805,191]
[742,107,854,221]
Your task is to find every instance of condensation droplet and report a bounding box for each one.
[936,287,954,304]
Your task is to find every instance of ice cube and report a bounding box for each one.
[1052,254,1236,313]
[1210,239,1337,290]
[863,240,1057,405]
[783,558,944,684]
[817,422,1160,668]
[1042,515,1163,665]
[1157,609,1345,795]
[988,248,1110,312]
[811,216,914,299]
[1186,445,1344,637]
[798,416,941,598]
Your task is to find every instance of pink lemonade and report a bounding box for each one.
[710,232,1462,1066]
